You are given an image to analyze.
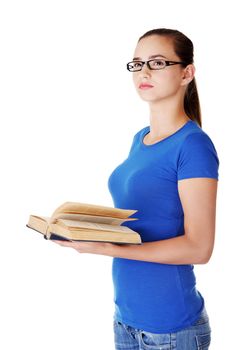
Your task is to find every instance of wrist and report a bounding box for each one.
[102,242,121,257]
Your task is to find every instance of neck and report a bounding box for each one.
[147,97,191,138]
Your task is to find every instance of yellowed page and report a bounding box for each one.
[56,218,137,234]
[26,215,50,235]
[49,224,141,244]
[51,201,137,219]
[53,213,138,225]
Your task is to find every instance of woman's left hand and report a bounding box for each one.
[51,239,116,256]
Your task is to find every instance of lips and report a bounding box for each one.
[139,83,154,89]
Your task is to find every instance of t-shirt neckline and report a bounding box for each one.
[140,120,193,148]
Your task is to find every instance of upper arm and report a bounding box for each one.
[177,131,220,263]
[178,178,218,263]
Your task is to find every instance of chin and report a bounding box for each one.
[137,93,162,103]
[137,89,177,103]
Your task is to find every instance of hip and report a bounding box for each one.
[113,306,211,350]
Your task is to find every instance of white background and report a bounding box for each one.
[0,1,231,349]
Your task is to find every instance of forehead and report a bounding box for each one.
[133,35,176,60]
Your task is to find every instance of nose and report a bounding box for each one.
[139,62,151,77]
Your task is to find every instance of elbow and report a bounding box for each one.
[196,249,213,264]
[198,256,210,265]
[189,236,214,264]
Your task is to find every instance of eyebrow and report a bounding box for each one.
[132,54,167,61]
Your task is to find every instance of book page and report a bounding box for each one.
[52,213,138,225]
[56,218,137,234]
[51,201,137,220]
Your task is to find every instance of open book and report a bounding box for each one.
[26,201,142,244]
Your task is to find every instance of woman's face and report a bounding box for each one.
[132,35,189,103]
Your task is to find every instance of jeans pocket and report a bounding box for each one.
[195,332,211,349]
[139,331,172,349]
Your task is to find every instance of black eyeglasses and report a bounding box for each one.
[126,58,187,72]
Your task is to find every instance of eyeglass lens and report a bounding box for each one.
[128,59,166,71]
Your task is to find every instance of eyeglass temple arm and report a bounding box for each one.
[167,61,187,66]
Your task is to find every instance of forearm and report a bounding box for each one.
[53,234,208,264]
[105,235,208,265]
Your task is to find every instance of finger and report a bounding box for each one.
[51,240,71,247]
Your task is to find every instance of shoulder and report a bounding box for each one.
[177,127,220,181]
[130,125,149,145]
[134,125,149,139]
[180,124,219,157]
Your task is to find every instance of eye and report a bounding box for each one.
[150,59,165,68]
[133,61,143,68]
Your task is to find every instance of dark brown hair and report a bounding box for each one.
[138,28,202,128]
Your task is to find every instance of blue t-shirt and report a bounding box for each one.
[107,119,219,333]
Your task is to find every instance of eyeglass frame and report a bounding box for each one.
[126,59,187,72]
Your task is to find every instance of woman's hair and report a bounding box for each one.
[138,28,202,128]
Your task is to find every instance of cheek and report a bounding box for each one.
[158,70,178,83]
[157,72,182,94]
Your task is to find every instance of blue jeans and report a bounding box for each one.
[113,307,211,350]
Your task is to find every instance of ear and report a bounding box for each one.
[181,64,195,86]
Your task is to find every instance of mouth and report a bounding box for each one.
[139,83,154,90]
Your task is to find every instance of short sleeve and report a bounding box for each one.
[177,132,220,180]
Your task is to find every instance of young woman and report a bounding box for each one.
[53,28,219,350]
